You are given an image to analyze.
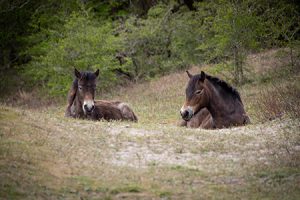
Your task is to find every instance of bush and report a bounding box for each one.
[118,3,208,81]
[13,0,299,98]
[25,13,121,96]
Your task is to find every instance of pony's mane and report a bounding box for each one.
[187,73,242,103]
[79,71,97,81]
[72,78,78,87]
[205,74,242,102]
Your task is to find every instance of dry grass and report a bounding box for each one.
[254,83,300,121]
[246,48,292,74]
[101,69,189,125]
[2,89,64,109]
[0,105,299,199]
[1,49,300,199]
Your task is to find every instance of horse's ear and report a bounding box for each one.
[199,71,206,82]
[186,70,193,78]
[94,69,99,77]
[74,68,81,79]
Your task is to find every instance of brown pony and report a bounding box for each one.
[180,71,250,129]
[65,68,137,122]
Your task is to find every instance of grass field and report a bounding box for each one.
[1,49,300,199]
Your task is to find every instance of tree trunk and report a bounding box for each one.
[238,55,244,84]
[290,46,294,68]
[233,46,239,85]
[131,0,157,15]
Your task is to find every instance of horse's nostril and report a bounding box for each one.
[84,104,94,112]
[181,110,188,118]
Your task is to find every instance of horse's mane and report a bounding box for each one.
[205,74,242,102]
[188,73,242,103]
[72,78,78,88]
[79,71,98,82]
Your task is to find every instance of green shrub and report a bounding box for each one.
[13,0,299,98]
[25,13,121,96]
[119,3,203,81]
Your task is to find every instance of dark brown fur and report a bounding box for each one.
[65,69,137,122]
[180,71,250,129]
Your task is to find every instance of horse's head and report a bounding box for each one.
[180,71,209,121]
[74,68,99,114]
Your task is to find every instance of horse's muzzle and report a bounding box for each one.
[83,100,95,114]
[84,104,95,113]
[180,109,193,121]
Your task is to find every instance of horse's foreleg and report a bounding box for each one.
[65,106,72,117]
[178,119,187,127]
[200,115,215,129]
[65,80,78,118]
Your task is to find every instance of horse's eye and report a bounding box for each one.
[195,90,203,95]
[78,86,83,90]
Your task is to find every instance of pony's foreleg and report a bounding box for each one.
[65,106,72,117]
[65,80,78,117]
[200,115,215,129]
[178,120,187,127]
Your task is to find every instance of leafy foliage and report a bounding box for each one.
[26,13,121,95]
[119,4,192,81]
[0,0,299,96]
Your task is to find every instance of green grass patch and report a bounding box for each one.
[110,185,143,194]
[255,167,300,184]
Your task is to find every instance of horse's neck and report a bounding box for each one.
[205,81,236,119]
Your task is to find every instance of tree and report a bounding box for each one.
[210,0,262,85]
[26,13,121,95]
[265,1,300,67]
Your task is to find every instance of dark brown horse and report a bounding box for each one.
[180,71,250,129]
[65,68,137,121]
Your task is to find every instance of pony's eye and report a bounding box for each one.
[78,86,83,90]
[195,90,203,95]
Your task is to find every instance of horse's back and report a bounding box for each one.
[94,100,137,122]
[116,102,138,122]
[94,102,123,121]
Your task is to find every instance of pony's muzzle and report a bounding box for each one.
[83,100,95,114]
[180,107,194,121]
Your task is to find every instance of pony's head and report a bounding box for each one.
[180,71,209,121]
[74,68,99,114]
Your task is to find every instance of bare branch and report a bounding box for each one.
[0,0,30,14]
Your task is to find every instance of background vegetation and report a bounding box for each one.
[1,1,300,199]
[0,0,299,96]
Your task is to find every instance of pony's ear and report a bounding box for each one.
[74,68,81,79]
[199,71,206,82]
[94,69,99,77]
[186,70,193,78]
